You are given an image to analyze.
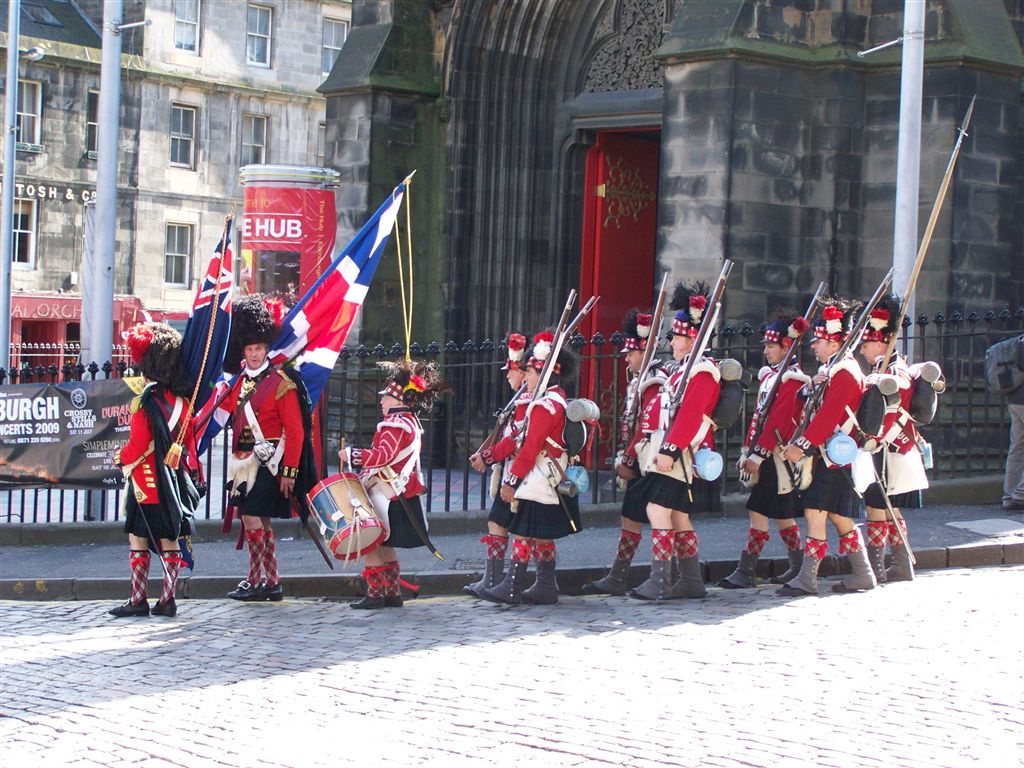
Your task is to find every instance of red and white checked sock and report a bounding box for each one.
[244,529,264,584]
[805,538,828,561]
[889,517,909,549]
[533,541,556,563]
[744,528,771,556]
[866,521,890,549]
[651,529,674,561]
[382,561,401,597]
[160,551,182,604]
[263,529,279,587]
[129,549,150,605]
[838,528,863,555]
[778,524,802,552]
[482,534,509,560]
[674,530,699,560]
[615,529,642,562]
[361,565,386,598]
[511,537,532,563]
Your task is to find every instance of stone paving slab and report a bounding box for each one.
[2,567,1023,768]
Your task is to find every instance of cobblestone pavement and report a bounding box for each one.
[2,567,1023,768]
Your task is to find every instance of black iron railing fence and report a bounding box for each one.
[2,307,1022,524]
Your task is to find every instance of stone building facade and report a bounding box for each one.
[321,0,1024,345]
[1,0,350,362]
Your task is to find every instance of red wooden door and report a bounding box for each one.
[579,131,659,465]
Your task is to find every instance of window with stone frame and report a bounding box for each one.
[174,0,201,53]
[16,80,41,145]
[170,104,197,168]
[86,90,99,155]
[13,199,37,267]
[164,223,193,287]
[322,17,348,75]
[246,4,273,67]
[241,114,267,166]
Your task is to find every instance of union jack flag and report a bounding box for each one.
[268,181,407,404]
[185,221,234,454]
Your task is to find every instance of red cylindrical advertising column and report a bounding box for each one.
[238,165,340,301]
[239,165,341,472]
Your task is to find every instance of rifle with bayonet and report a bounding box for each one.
[621,274,669,443]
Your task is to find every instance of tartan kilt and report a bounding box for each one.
[746,458,804,519]
[621,474,653,524]
[645,474,722,516]
[487,495,516,529]
[801,457,864,519]
[507,495,582,540]
[382,495,429,549]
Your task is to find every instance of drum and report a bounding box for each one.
[307,472,386,561]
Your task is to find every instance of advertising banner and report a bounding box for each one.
[0,378,144,489]
[240,185,337,299]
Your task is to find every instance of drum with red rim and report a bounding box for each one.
[307,472,386,561]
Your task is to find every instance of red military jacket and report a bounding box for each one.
[874,353,918,455]
[659,358,720,458]
[748,364,811,464]
[352,408,426,499]
[505,386,568,485]
[623,364,668,466]
[119,386,197,504]
[222,367,304,479]
[794,353,864,459]
[481,388,532,465]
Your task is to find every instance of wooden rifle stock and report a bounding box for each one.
[744,282,827,453]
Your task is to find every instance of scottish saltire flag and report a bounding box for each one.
[268,182,407,404]
[182,220,234,412]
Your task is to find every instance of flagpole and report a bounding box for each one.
[166,215,233,468]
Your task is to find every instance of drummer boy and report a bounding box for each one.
[342,362,447,609]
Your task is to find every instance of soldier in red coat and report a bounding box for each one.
[583,308,666,595]
[480,331,581,605]
[110,323,199,618]
[346,361,449,609]
[857,293,927,584]
[719,311,810,588]
[222,296,310,603]
[465,332,530,597]
[630,282,721,602]
[781,298,871,596]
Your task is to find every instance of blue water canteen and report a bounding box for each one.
[693,448,723,482]
[566,465,590,494]
[825,432,859,466]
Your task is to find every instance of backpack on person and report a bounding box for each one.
[984,335,1024,395]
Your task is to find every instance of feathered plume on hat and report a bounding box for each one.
[377,359,453,412]
[124,322,193,397]
[223,294,285,374]
[668,281,709,339]
[525,329,578,380]
[814,297,862,343]
[861,292,902,345]
[502,332,528,371]
[762,307,808,348]
[621,308,653,353]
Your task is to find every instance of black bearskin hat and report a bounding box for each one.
[223,294,285,374]
[125,322,193,398]
[377,359,452,413]
[524,329,578,381]
[668,280,710,338]
[814,296,862,343]
[762,307,809,348]
[621,308,654,353]
[861,292,902,344]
